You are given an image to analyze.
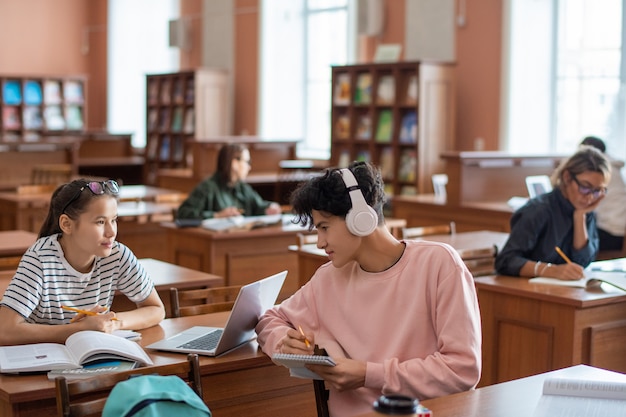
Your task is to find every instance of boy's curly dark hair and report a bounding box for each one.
[290,161,386,230]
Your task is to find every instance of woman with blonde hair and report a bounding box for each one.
[496,146,611,279]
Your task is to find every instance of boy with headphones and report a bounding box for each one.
[256,162,481,417]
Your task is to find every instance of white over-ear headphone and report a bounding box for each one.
[339,168,379,236]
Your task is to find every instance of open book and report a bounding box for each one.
[201,214,283,232]
[272,353,336,380]
[533,377,626,417]
[0,330,153,373]
[529,271,626,292]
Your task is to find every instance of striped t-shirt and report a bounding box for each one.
[0,234,154,325]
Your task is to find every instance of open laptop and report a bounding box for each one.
[146,270,287,356]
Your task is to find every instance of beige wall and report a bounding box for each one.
[0,0,502,152]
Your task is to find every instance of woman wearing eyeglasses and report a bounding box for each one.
[0,179,166,345]
[495,146,612,280]
[176,143,281,220]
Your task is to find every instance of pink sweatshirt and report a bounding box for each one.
[256,240,482,417]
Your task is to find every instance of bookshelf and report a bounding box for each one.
[0,75,86,142]
[330,61,455,195]
[144,68,231,184]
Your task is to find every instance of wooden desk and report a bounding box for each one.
[392,194,514,232]
[162,220,311,301]
[0,312,317,417]
[111,258,224,317]
[0,185,185,233]
[476,274,626,387]
[355,365,626,417]
[291,230,508,286]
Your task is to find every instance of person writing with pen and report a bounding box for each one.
[256,162,482,417]
[176,143,281,220]
[495,145,612,280]
[0,179,165,346]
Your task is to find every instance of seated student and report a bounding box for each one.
[0,179,165,345]
[495,146,611,280]
[580,136,626,252]
[176,143,281,219]
[255,162,481,417]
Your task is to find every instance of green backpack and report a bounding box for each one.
[102,374,211,417]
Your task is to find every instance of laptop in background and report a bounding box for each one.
[146,270,287,356]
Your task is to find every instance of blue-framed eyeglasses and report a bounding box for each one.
[571,174,607,199]
[61,180,120,214]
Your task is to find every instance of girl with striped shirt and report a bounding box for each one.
[0,179,165,345]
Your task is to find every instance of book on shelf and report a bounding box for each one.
[399,111,417,143]
[375,110,393,143]
[398,149,417,182]
[379,147,395,180]
[400,185,418,196]
[272,353,336,380]
[334,114,350,139]
[338,150,351,168]
[159,136,171,161]
[2,107,21,129]
[354,73,372,104]
[377,75,395,105]
[146,135,159,159]
[405,74,419,105]
[43,80,62,105]
[533,376,626,417]
[159,108,170,131]
[333,73,351,105]
[2,80,22,105]
[147,79,159,103]
[355,114,372,140]
[47,360,139,381]
[44,105,65,130]
[185,77,195,103]
[160,79,172,103]
[0,330,152,374]
[23,106,43,129]
[148,109,158,130]
[172,78,184,104]
[65,106,84,130]
[183,108,194,133]
[171,106,184,132]
[63,81,84,104]
[356,149,371,163]
[529,271,626,292]
[23,80,42,105]
[172,136,185,162]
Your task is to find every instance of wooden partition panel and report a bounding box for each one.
[442,152,566,206]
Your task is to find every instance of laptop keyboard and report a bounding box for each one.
[177,330,223,350]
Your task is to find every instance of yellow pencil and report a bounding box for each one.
[298,325,311,348]
[555,246,572,264]
[62,305,119,321]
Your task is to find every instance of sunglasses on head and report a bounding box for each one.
[61,180,120,214]
[571,174,607,199]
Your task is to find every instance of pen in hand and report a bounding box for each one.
[298,325,311,348]
[62,305,119,321]
[555,246,573,264]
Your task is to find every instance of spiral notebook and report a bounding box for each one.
[272,353,335,380]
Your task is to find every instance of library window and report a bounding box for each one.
[260,0,356,159]
[504,0,626,162]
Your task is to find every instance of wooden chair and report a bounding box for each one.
[313,379,330,417]
[170,285,242,318]
[55,353,203,417]
[401,221,456,240]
